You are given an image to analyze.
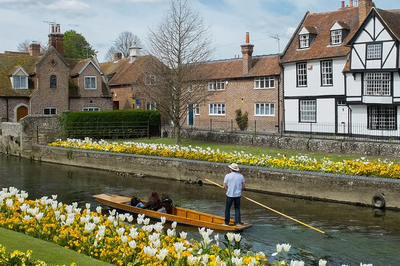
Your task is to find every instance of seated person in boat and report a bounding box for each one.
[159,193,173,214]
[141,190,162,211]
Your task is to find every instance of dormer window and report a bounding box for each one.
[12,67,28,90]
[330,30,342,45]
[298,26,317,49]
[329,21,349,46]
[299,34,310,49]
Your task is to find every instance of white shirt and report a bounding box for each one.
[224,171,245,197]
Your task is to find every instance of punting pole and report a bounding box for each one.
[205,178,331,238]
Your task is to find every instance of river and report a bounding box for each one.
[1,153,399,265]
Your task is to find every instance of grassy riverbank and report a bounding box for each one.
[135,137,391,162]
[0,227,111,265]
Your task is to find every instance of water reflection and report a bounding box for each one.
[1,154,400,265]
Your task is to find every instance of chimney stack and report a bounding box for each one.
[241,32,254,75]
[48,24,64,55]
[129,45,142,63]
[114,53,122,61]
[359,0,375,26]
[29,42,41,56]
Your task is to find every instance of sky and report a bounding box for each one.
[0,0,398,63]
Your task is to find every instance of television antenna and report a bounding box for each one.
[271,34,280,53]
[43,20,56,33]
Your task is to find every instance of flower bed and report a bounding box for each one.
[49,138,400,179]
[0,187,266,266]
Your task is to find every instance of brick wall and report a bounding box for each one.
[194,76,280,132]
[30,51,70,115]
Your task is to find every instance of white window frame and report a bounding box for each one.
[321,60,333,86]
[297,63,307,87]
[330,30,342,45]
[84,76,97,90]
[208,81,225,91]
[300,100,316,122]
[364,73,391,96]
[254,77,275,89]
[12,75,28,90]
[146,101,157,110]
[367,44,382,59]
[254,103,275,116]
[299,34,310,48]
[43,107,57,115]
[146,75,156,86]
[193,104,200,115]
[209,103,226,115]
[82,107,100,111]
[368,106,396,130]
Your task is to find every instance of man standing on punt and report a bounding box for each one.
[223,163,245,226]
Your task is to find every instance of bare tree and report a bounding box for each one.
[144,0,213,144]
[104,31,142,61]
[17,40,30,52]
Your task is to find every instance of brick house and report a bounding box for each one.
[0,24,112,122]
[100,47,160,111]
[190,33,282,133]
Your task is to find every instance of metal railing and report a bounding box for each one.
[182,119,400,144]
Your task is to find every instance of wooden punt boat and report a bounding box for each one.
[93,194,252,232]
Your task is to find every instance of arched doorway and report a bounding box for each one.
[16,106,28,121]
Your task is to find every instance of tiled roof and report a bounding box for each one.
[100,55,159,86]
[0,53,39,97]
[281,7,359,64]
[376,8,400,40]
[194,54,280,80]
[0,48,109,97]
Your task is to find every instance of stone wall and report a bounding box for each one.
[31,144,400,210]
[0,116,60,156]
[181,129,400,157]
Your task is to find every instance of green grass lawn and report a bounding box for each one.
[131,137,392,162]
[0,227,111,266]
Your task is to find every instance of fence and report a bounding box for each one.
[66,121,151,139]
[185,118,280,134]
[182,119,400,144]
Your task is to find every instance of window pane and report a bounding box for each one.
[297,63,307,87]
[300,100,316,122]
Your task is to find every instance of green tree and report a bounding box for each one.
[235,109,248,131]
[63,30,96,59]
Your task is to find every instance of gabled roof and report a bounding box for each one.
[376,8,400,40]
[100,55,159,86]
[193,54,280,80]
[281,7,359,64]
[0,52,40,97]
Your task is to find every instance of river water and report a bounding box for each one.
[1,153,399,266]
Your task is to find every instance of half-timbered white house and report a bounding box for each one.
[344,7,400,138]
[281,2,360,135]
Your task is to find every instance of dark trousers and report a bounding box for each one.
[225,196,241,224]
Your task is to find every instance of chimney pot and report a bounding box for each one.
[246,32,250,44]
[341,1,345,8]
[350,0,353,7]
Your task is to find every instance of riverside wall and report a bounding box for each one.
[29,144,400,210]
[1,117,400,209]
